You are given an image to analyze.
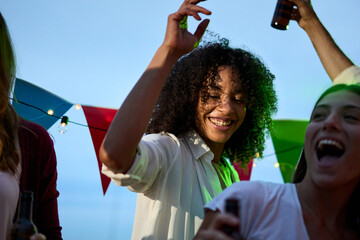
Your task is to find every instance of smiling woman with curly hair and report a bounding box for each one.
[147,37,277,165]
[100,1,276,239]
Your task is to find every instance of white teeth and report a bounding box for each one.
[209,118,231,126]
[317,139,343,150]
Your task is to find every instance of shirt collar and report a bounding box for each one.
[181,130,213,162]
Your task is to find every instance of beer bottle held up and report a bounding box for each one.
[11,191,38,240]
[271,0,295,30]
[223,198,241,240]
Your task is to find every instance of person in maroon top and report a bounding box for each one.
[0,12,62,240]
[18,119,63,240]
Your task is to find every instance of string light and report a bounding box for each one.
[11,99,109,131]
[58,116,69,134]
[12,99,303,167]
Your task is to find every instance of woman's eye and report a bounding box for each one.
[209,95,220,99]
[234,99,245,104]
[344,115,358,121]
[311,113,326,121]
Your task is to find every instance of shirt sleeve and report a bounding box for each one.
[101,133,179,193]
[333,65,360,85]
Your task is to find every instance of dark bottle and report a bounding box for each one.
[223,198,241,239]
[11,191,38,240]
[271,0,295,30]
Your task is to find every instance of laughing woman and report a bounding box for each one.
[195,84,360,240]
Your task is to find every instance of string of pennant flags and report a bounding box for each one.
[12,78,308,195]
[12,78,116,195]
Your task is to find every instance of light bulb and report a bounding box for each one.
[58,116,69,134]
[47,109,54,115]
[58,124,68,134]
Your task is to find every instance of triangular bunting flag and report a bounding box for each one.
[271,119,308,183]
[233,159,253,181]
[12,78,72,129]
[82,105,117,195]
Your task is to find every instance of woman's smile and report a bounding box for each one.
[208,117,233,127]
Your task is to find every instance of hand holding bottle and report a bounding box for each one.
[288,0,319,30]
[194,198,241,240]
[194,212,239,240]
[11,191,37,240]
[289,0,354,81]
[223,199,241,239]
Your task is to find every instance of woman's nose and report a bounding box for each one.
[217,97,233,112]
[323,113,341,131]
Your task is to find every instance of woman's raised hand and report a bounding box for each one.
[289,0,318,29]
[162,0,211,58]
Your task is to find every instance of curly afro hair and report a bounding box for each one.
[146,36,277,166]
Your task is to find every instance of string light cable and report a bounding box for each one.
[10,98,108,132]
[11,98,304,162]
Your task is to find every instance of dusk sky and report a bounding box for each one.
[1,0,360,239]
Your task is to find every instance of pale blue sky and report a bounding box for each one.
[1,0,360,239]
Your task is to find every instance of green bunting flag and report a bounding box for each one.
[271,119,308,183]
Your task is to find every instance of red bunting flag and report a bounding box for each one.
[82,105,117,195]
[233,159,254,181]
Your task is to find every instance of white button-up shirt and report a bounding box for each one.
[102,130,239,240]
[333,65,360,85]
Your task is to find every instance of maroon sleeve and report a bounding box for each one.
[19,119,62,240]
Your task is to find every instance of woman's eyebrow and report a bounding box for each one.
[343,105,360,110]
[314,104,329,110]
[208,85,222,91]
[232,82,244,93]
[314,104,360,111]
[235,88,244,94]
